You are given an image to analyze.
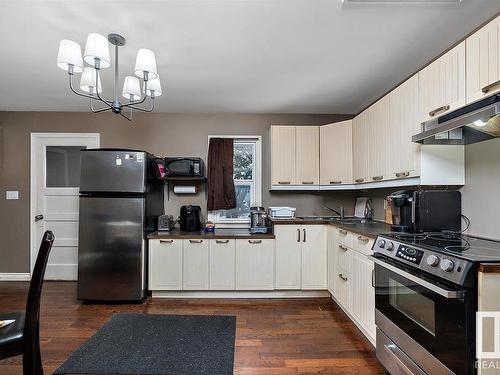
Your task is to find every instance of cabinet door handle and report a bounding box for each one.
[339,229,348,235]
[160,240,174,244]
[278,181,291,185]
[482,80,500,94]
[355,178,364,183]
[357,236,369,243]
[248,239,262,244]
[329,181,342,185]
[303,228,306,242]
[216,239,229,244]
[189,239,203,243]
[338,245,348,251]
[339,273,348,281]
[371,269,375,288]
[297,228,301,242]
[395,171,410,178]
[302,181,314,185]
[372,176,383,181]
[429,104,450,117]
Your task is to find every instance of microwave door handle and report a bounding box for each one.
[369,256,465,299]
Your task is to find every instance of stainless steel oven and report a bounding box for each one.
[371,254,474,375]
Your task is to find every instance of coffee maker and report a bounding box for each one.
[388,190,462,233]
[249,206,269,234]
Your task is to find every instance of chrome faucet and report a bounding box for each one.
[323,205,345,219]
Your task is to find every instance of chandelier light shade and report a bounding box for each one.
[57,32,160,120]
[83,33,111,68]
[122,76,142,100]
[80,67,102,93]
[56,40,84,73]
[134,49,158,79]
[145,77,162,97]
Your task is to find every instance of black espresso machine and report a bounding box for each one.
[389,190,462,233]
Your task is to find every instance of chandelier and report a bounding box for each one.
[56,33,161,120]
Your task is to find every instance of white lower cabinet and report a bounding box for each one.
[209,239,236,290]
[301,225,327,289]
[149,239,183,290]
[235,239,275,290]
[352,251,376,339]
[275,226,302,289]
[182,239,209,290]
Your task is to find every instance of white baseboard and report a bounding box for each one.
[0,273,31,281]
[152,290,330,299]
[44,264,77,281]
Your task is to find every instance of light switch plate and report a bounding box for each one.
[6,191,19,200]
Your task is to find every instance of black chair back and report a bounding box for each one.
[23,231,55,353]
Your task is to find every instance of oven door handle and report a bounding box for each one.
[370,256,466,299]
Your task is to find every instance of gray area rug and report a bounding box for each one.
[54,313,236,375]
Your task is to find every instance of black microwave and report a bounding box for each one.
[164,157,204,177]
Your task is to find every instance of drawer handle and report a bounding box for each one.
[429,104,450,117]
[355,178,364,183]
[372,176,383,181]
[339,230,348,235]
[338,245,348,251]
[248,240,262,244]
[357,236,369,243]
[303,228,306,243]
[297,228,301,243]
[339,274,348,281]
[395,171,410,178]
[302,181,314,185]
[215,240,229,244]
[189,239,203,243]
[159,240,173,244]
[482,80,500,94]
[278,181,291,185]
[329,181,342,185]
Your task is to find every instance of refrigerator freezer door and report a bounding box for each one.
[78,196,145,301]
[80,150,146,193]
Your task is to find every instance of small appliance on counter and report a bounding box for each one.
[268,206,296,219]
[158,214,176,231]
[249,206,270,234]
[164,157,204,177]
[389,189,461,233]
[179,205,202,231]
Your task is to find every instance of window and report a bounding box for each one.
[208,136,262,226]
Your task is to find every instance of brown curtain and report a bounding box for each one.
[207,138,236,211]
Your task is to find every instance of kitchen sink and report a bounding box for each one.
[297,216,371,224]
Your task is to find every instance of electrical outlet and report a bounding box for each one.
[6,191,19,200]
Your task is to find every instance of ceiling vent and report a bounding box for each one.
[341,0,463,4]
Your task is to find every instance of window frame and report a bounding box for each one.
[207,135,262,227]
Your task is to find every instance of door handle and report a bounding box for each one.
[248,240,262,244]
[355,178,364,183]
[329,181,342,185]
[278,181,291,185]
[189,239,203,243]
[338,274,348,281]
[302,181,314,185]
[297,228,301,243]
[338,245,348,251]
[215,240,229,244]
[371,269,375,288]
[159,240,173,244]
[35,214,44,222]
[395,171,410,178]
[303,229,306,242]
[357,235,369,243]
[429,104,450,117]
[482,79,500,94]
[371,176,383,181]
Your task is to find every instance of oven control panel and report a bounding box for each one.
[395,245,424,265]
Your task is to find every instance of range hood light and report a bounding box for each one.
[473,119,487,127]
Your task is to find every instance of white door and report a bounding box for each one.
[31,133,99,280]
[274,225,302,289]
[301,225,327,289]
[149,239,183,290]
[209,239,236,290]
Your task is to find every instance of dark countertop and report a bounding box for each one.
[269,218,392,239]
[148,229,275,240]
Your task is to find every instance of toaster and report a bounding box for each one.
[158,215,176,231]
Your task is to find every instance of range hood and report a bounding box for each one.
[412,93,500,145]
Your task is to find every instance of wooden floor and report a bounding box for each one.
[0,281,384,375]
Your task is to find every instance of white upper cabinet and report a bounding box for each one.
[271,126,296,186]
[418,41,466,123]
[368,96,391,182]
[389,74,421,179]
[352,111,370,184]
[295,126,320,185]
[320,120,353,185]
[466,15,500,104]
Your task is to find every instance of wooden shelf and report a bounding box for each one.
[163,176,207,183]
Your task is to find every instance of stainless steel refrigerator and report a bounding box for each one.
[77,149,163,301]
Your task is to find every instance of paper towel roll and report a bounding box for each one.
[173,186,197,194]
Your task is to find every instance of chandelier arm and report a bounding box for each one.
[119,110,132,121]
[127,98,155,112]
[68,74,99,100]
[90,98,112,113]
[93,68,115,109]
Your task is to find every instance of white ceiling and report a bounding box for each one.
[0,0,499,114]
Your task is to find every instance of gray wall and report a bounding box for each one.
[0,111,355,273]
